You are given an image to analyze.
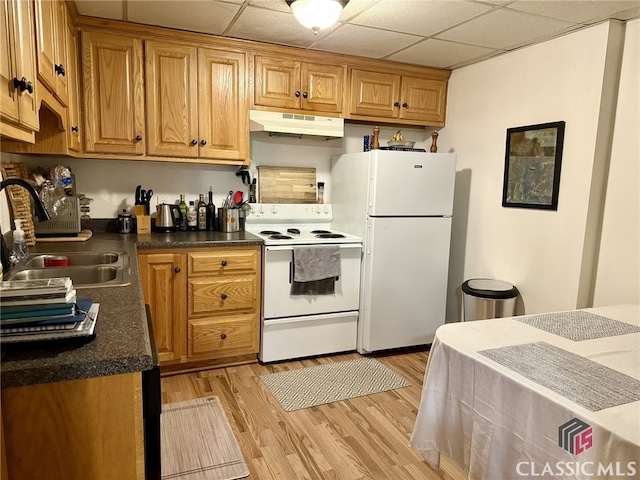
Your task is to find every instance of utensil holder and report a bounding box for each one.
[220,208,239,233]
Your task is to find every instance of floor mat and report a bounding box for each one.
[161,396,249,480]
[261,357,411,412]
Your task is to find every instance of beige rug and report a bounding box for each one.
[161,396,249,480]
[261,357,411,412]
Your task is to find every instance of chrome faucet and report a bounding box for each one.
[1,178,51,274]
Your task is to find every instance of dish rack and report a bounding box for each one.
[34,196,82,235]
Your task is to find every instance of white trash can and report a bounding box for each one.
[462,278,518,321]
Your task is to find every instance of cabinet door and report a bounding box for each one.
[198,47,248,161]
[301,62,344,114]
[138,253,186,363]
[349,68,400,118]
[399,75,447,124]
[254,54,300,109]
[34,0,56,94]
[64,12,80,152]
[52,0,68,106]
[0,0,38,135]
[145,40,198,157]
[82,31,145,154]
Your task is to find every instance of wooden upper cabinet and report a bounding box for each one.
[349,69,400,118]
[197,47,248,161]
[1,0,39,140]
[145,40,198,158]
[64,11,80,152]
[82,30,145,155]
[399,76,447,123]
[254,54,344,114]
[349,68,448,125]
[145,40,248,162]
[34,0,68,106]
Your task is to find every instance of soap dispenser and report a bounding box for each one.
[12,219,29,261]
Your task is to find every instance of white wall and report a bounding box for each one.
[593,19,640,306]
[2,124,428,222]
[440,21,632,321]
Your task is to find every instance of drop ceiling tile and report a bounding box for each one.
[227,6,329,48]
[507,1,639,24]
[248,0,291,13]
[75,0,124,20]
[311,24,422,58]
[350,0,493,37]
[387,38,498,69]
[126,0,240,35]
[436,8,575,49]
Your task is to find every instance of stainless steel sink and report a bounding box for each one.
[6,252,130,288]
[25,252,120,267]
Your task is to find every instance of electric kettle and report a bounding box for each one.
[155,203,182,232]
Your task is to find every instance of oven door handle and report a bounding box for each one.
[265,244,362,252]
[290,261,340,283]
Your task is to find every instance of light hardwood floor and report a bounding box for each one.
[161,350,467,480]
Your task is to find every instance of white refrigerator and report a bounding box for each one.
[331,150,456,353]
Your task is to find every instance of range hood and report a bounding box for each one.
[249,110,344,138]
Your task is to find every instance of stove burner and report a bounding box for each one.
[287,228,300,235]
[315,233,346,239]
[261,230,281,235]
[311,229,332,234]
[270,234,293,240]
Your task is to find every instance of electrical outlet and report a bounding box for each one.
[157,195,168,205]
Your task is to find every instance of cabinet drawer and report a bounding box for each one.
[188,275,257,317]
[188,249,258,276]
[189,314,256,357]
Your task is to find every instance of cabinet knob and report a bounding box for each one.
[174,267,181,273]
[200,139,207,146]
[402,102,408,108]
[220,333,227,340]
[302,91,308,98]
[55,64,65,76]
[221,260,227,266]
[394,102,400,108]
[135,135,143,141]
[13,77,33,94]
[295,90,300,97]
[190,139,197,146]
[71,126,78,133]
[221,293,227,300]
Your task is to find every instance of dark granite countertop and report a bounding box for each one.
[1,229,263,389]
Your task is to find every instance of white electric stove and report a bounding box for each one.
[245,204,362,363]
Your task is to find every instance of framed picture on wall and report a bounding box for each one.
[502,121,566,210]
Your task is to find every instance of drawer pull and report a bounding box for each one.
[221,293,228,300]
[220,333,227,340]
[174,267,181,273]
[221,260,227,267]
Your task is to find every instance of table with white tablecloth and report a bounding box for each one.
[410,305,640,480]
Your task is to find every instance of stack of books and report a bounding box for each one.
[0,277,99,344]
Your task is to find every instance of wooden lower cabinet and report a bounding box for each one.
[1,372,145,480]
[139,245,261,372]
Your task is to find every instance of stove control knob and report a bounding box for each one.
[271,205,278,214]
[258,205,264,214]
[323,205,330,214]
[315,206,321,214]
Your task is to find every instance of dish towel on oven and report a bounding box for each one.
[291,245,341,295]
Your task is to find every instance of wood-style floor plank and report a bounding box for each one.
[161,350,466,480]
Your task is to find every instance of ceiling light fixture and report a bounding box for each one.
[286,0,349,35]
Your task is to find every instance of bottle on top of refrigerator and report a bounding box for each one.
[187,201,197,230]
[206,187,216,231]
[197,194,207,230]
[178,194,188,231]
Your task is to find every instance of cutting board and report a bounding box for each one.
[258,166,317,204]
[36,230,93,242]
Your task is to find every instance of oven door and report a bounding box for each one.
[262,244,362,319]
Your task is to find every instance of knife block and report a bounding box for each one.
[135,205,151,234]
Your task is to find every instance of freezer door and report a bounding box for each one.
[359,216,452,353]
[368,151,456,216]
